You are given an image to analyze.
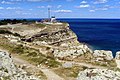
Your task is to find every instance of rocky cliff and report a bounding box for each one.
[21,23,93,60]
[0,23,117,63]
[0,51,40,80]
[26,23,116,63]
[0,22,120,80]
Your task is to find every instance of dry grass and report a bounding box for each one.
[0,36,61,68]
[0,36,61,79]
[53,65,86,79]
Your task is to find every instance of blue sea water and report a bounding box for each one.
[57,19,120,56]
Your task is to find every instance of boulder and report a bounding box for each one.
[0,51,40,80]
[115,51,120,68]
[93,50,113,60]
[77,69,120,80]
[115,51,120,59]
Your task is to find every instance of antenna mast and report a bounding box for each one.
[48,8,50,19]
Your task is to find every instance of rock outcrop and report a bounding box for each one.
[31,23,94,60]
[115,51,120,68]
[0,23,117,62]
[115,51,120,59]
[93,50,113,61]
[77,69,120,80]
[1,21,120,80]
[53,42,93,59]
[0,51,40,80]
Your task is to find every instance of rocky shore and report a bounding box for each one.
[0,22,120,80]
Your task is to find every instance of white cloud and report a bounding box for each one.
[0,7,4,9]
[6,7,21,10]
[55,10,72,13]
[15,11,22,14]
[1,1,13,4]
[57,5,62,8]
[81,1,87,4]
[76,4,90,8]
[95,8,108,10]
[94,0,108,4]
[89,10,95,12]
[15,11,31,15]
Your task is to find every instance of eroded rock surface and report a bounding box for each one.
[93,50,113,61]
[115,51,120,59]
[77,69,120,80]
[115,51,120,68]
[0,51,40,80]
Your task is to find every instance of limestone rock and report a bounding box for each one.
[0,51,40,80]
[115,51,120,59]
[53,43,93,59]
[77,69,120,80]
[62,62,73,68]
[93,50,113,60]
[115,52,120,68]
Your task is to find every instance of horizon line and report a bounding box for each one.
[0,17,120,20]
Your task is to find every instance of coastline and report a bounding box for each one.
[0,19,120,80]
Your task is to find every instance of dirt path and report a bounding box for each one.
[58,60,107,69]
[75,62,107,69]
[12,55,64,80]
[40,68,64,80]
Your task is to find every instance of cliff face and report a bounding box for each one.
[0,22,119,80]
[26,23,115,61]
[22,23,93,60]
[1,23,116,62]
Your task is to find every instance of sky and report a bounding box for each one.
[0,0,120,19]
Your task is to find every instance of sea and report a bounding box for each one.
[1,18,120,56]
[57,18,120,56]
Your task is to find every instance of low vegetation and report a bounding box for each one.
[90,59,117,68]
[0,37,61,68]
[21,65,47,80]
[0,30,12,34]
[36,23,46,28]
[0,37,62,79]
[0,30,21,37]
[53,65,86,79]
[0,19,35,25]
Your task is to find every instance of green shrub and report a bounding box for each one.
[36,24,46,27]
[13,33,21,37]
[27,52,38,57]
[12,45,24,54]
[47,59,61,68]
[0,30,12,34]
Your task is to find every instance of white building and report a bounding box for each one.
[51,16,56,23]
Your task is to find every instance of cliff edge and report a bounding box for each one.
[0,22,120,80]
